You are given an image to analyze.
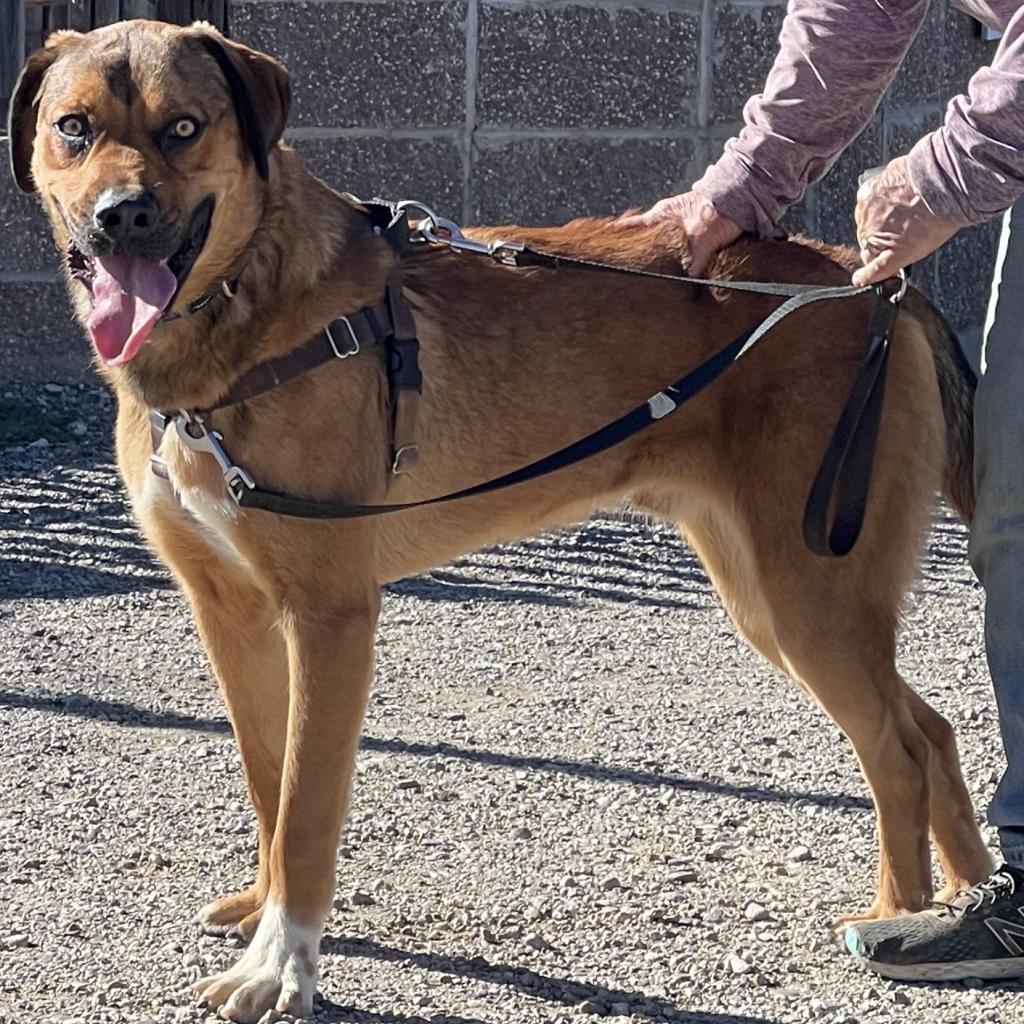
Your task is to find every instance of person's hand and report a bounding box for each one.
[852,155,960,286]
[620,191,742,276]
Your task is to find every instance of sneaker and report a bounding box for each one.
[844,866,1024,981]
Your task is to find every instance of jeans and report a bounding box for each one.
[968,199,1024,869]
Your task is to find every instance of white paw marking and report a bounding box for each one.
[194,902,320,1023]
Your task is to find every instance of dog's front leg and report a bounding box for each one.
[195,586,380,1023]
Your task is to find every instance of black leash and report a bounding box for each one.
[152,198,907,557]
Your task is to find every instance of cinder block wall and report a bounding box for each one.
[0,0,1000,381]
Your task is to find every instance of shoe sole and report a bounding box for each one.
[852,955,1024,982]
[844,928,1024,981]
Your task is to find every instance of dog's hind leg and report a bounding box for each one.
[143,508,289,942]
[904,688,995,899]
[681,507,935,922]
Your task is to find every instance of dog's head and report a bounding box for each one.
[8,19,290,366]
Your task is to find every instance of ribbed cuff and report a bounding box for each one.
[694,151,784,239]
[907,128,1005,229]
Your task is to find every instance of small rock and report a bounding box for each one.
[787,845,813,863]
[27,438,50,449]
[576,1000,608,1016]
[744,902,770,922]
[889,990,911,1006]
[512,826,533,840]
[69,419,89,437]
[350,890,375,907]
[601,876,624,892]
[667,869,699,884]
[703,907,725,924]
[525,933,550,951]
[44,383,65,393]
[396,779,421,792]
[705,843,732,862]
[727,953,751,975]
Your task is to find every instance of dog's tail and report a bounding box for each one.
[910,293,977,522]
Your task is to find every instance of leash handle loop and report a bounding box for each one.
[801,279,903,557]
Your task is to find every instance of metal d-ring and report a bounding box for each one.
[890,268,909,304]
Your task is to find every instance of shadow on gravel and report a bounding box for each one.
[320,935,783,1024]
[389,521,710,610]
[1,468,169,599]
[311,999,492,1024]
[0,689,870,812]
[389,570,703,610]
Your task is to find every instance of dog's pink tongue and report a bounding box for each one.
[87,255,177,365]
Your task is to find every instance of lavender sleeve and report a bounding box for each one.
[695,0,929,236]
[908,7,1024,226]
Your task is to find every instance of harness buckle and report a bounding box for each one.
[325,317,360,359]
[392,444,419,474]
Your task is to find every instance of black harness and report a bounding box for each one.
[150,199,906,558]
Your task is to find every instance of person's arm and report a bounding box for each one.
[695,0,929,237]
[907,7,1024,226]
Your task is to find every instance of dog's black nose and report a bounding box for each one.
[92,189,161,246]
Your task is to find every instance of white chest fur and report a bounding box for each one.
[145,431,250,568]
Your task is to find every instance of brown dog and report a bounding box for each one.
[11,19,994,1022]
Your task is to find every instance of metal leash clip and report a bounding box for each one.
[404,203,525,266]
[174,411,256,504]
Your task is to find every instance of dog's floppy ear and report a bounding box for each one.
[196,31,291,180]
[7,33,78,193]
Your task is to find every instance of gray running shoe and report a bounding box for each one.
[844,866,1024,982]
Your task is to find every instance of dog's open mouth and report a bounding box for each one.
[68,198,214,366]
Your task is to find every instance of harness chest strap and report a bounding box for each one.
[149,289,424,480]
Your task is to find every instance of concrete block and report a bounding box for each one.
[936,217,999,330]
[816,119,884,246]
[887,0,946,108]
[712,4,786,124]
[477,3,699,130]
[290,136,463,216]
[472,136,695,225]
[231,1,467,129]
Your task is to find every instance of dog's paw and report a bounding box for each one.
[831,904,911,932]
[194,902,319,1023]
[198,886,265,938]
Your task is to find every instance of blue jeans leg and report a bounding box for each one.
[968,200,1024,870]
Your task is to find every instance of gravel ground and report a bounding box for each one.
[1,383,1021,1024]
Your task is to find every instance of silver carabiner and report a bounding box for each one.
[173,412,255,504]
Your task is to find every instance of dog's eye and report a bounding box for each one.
[55,114,90,141]
[168,117,201,141]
